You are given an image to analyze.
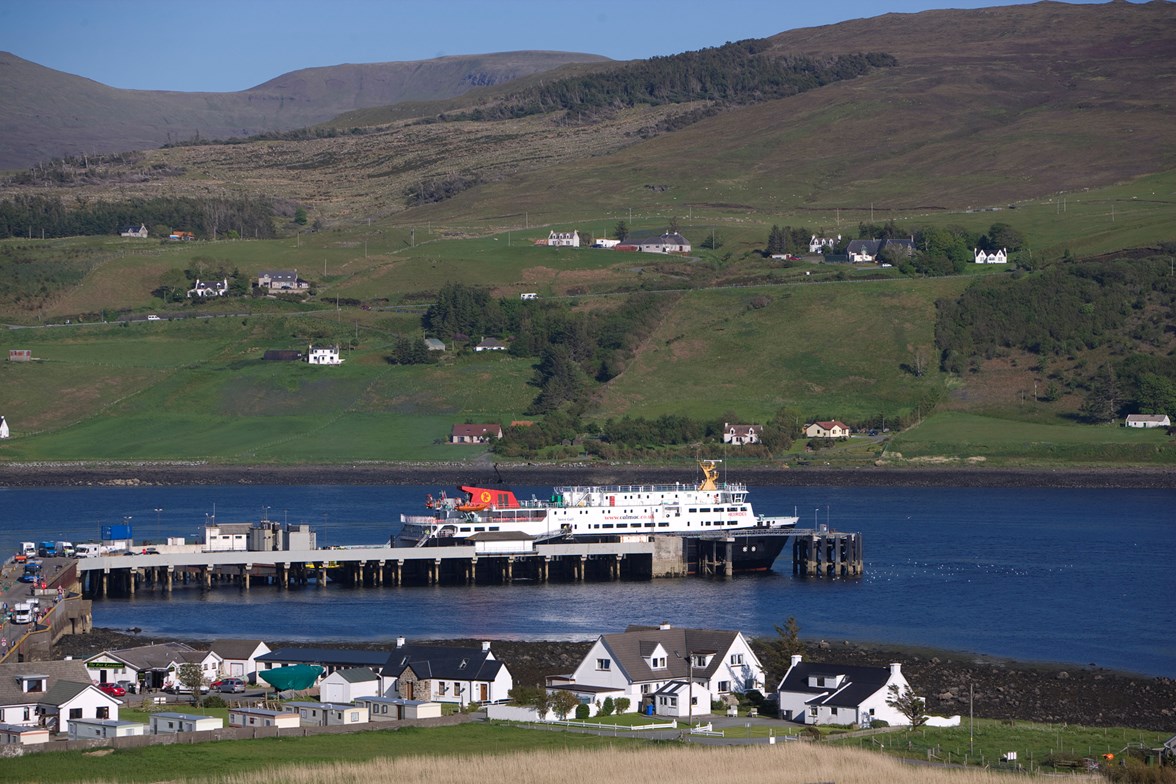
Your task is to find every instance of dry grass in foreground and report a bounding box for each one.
[207,744,1057,784]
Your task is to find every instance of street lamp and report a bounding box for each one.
[674,649,696,729]
[262,506,271,523]
[154,508,162,544]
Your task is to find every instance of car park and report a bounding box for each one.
[97,683,126,697]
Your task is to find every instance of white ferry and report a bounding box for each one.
[399,460,798,546]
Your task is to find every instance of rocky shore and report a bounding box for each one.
[3,461,1175,488]
[53,629,1175,732]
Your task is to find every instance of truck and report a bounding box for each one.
[15,542,35,563]
[74,543,102,558]
[54,541,75,558]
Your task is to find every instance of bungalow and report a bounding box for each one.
[450,423,503,443]
[68,718,146,739]
[187,278,229,297]
[723,423,762,445]
[381,639,513,706]
[307,345,343,365]
[974,247,1008,264]
[85,642,221,692]
[228,707,300,729]
[211,639,271,683]
[633,232,691,254]
[356,696,442,721]
[550,622,765,715]
[40,681,123,736]
[776,654,913,727]
[320,668,382,704]
[1125,414,1170,429]
[286,701,370,727]
[119,224,149,238]
[475,337,507,352]
[548,230,581,247]
[149,712,224,734]
[805,420,850,439]
[257,270,309,292]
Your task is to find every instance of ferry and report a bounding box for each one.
[398,460,798,552]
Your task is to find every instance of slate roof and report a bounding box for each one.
[257,648,389,668]
[41,680,104,707]
[93,642,199,671]
[381,644,505,683]
[846,239,883,256]
[451,423,502,439]
[633,232,689,247]
[778,660,896,708]
[598,626,743,683]
[211,639,268,661]
[0,660,93,706]
[331,667,381,683]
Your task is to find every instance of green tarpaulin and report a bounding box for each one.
[259,664,324,691]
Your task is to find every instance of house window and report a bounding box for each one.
[597,659,611,671]
[438,682,448,695]
[652,657,666,669]
[69,708,83,720]
[691,655,706,668]
[730,653,744,666]
[831,707,839,716]
[641,684,651,694]
[717,681,730,693]
[809,707,818,716]
[97,707,109,719]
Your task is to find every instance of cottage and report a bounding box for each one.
[550,623,765,715]
[187,278,230,297]
[307,345,343,365]
[356,696,443,721]
[320,668,382,704]
[633,232,691,254]
[68,718,145,739]
[723,423,762,445]
[1125,414,1170,429]
[809,235,840,254]
[149,712,224,734]
[286,701,370,727]
[211,639,271,683]
[119,223,149,238]
[475,337,507,352]
[776,655,914,727]
[804,420,850,439]
[228,707,300,729]
[381,638,512,706]
[845,239,883,262]
[257,270,308,292]
[548,230,581,247]
[450,423,503,443]
[974,247,1008,264]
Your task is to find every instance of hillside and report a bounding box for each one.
[0,50,608,170]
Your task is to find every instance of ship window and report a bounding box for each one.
[728,521,738,526]
[616,524,627,529]
[489,527,499,531]
[688,508,697,513]
[602,524,614,529]
[657,523,669,527]
[699,508,711,513]
[474,527,485,532]
[459,527,470,532]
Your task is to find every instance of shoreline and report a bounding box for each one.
[55,628,1176,731]
[2,461,1175,488]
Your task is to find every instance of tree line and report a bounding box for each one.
[0,194,277,240]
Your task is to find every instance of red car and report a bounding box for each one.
[97,683,126,697]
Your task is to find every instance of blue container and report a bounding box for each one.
[645,704,653,716]
[102,523,133,541]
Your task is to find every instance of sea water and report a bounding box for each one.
[2,482,1172,676]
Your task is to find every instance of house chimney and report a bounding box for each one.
[790,654,802,668]
[396,636,405,649]
[889,662,902,677]
[659,621,671,630]
[482,641,491,652]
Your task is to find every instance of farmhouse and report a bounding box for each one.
[845,239,882,262]
[548,230,581,247]
[633,232,691,253]
[549,622,765,715]
[593,238,621,248]
[307,345,343,365]
[119,224,149,238]
[258,270,309,292]
[723,423,762,445]
[1125,414,1170,429]
[809,235,840,254]
[776,655,914,727]
[974,247,1009,264]
[805,420,850,439]
[450,423,503,443]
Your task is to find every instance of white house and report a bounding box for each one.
[228,707,300,729]
[0,660,107,729]
[356,696,443,721]
[211,639,271,683]
[40,681,123,736]
[805,420,850,439]
[85,642,221,692]
[634,233,691,253]
[307,345,343,365]
[777,655,913,727]
[381,639,513,706]
[286,701,370,727]
[320,668,383,704]
[974,247,1008,264]
[68,718,146,739]
[551,623,765,715]
[150,712,224,734]
[450,423,503,443]
[1125,414,1170,429]
[548,230,581,247]
[809,235,840,254]
[723,423,762,445]
[187,278,229,297]
[119,224,149,238]
[593,238,621,249]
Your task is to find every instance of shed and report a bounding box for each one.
[150,712,224,734]
[320,667,382,704]
[356,696,443,721]
[286,701,370,726]
[228,707,300,729]
[424,338,446,351]
[69,718,146,739]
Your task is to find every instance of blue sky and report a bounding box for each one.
[1,0,1132,92]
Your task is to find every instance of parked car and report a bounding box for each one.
[217,678,246,693]
[97,683,126,697]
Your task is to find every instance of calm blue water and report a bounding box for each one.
[2,483,1172,677]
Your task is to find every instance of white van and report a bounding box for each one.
[11,602,34,624]
[146,314,161,321]
[520,293,538,300]
[75,543,102,558]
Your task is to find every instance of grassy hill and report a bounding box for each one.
[0,50,608,170]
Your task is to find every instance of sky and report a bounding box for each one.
[0,0,1135,93]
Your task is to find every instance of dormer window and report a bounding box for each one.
[650,657,667,670]
[18,675,48,693]
[691,655,707,669]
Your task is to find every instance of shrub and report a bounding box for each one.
[615,697,631,714]
[202,695,226,708]
[600,697,614,716]
[575,703,590,720]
